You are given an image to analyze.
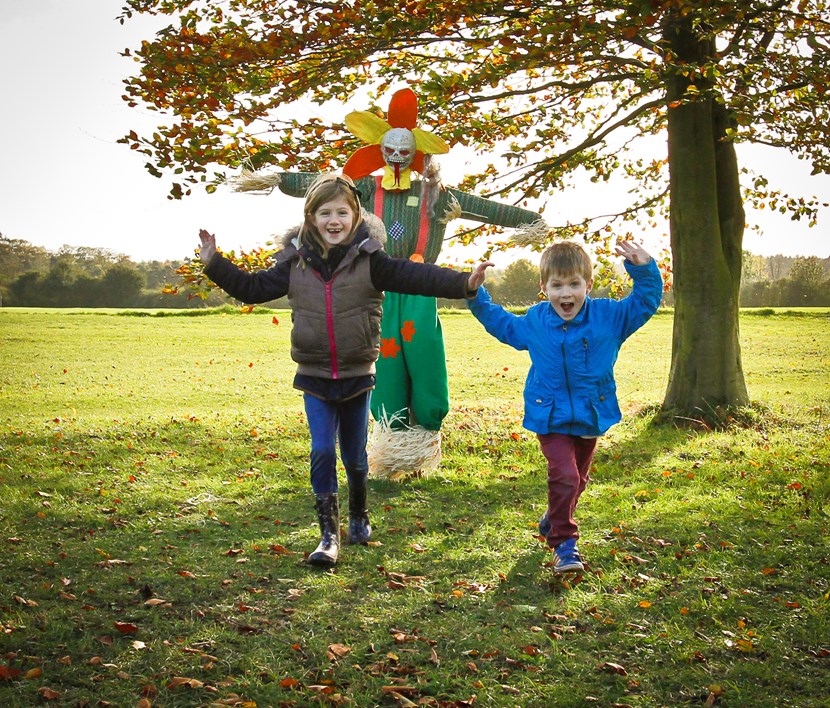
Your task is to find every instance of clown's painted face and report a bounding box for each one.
[381,128,417,174]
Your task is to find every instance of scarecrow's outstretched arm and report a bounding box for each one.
[446,187,541,228]
[276,171,319,199]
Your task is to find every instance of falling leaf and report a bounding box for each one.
[272,316,279,325]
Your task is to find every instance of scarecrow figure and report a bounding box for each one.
[232,88,544,477]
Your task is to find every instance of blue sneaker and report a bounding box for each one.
[553,538,584,574]
[538,512,550,537]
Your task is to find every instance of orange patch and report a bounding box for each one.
[401,320,417,342]
[380,337,402,358]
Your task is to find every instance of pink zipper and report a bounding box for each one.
[316,272,339,379]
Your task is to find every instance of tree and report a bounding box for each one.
[786,255,824,305]
[119,0,830,420]
[492,259,542,306]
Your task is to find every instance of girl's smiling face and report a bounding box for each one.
[313,196,355,252]
[541,271,593,321]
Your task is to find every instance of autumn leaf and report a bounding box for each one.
[327,643,351,660]
[167,676,205,689]
[0,665,21,680]
[37,687,61,700]
[597,661,628,676]
[269,543,295,556]
[114,621,138,634]
[24,667,43,680]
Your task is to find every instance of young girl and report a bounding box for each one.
[199,174,491,567]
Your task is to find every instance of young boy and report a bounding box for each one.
[467,240,663,573]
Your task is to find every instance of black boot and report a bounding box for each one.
[308,493,339,566]
[348,478,372,545]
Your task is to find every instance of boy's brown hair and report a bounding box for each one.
[539,241,593,283]
[300,174,363,252]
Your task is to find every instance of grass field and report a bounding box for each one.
[0,307,828,707]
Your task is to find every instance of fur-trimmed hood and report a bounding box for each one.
[277,209,387,251]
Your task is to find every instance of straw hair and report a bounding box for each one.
[540,241,593,283]
[300,174,363,253]
[367,412,442,480]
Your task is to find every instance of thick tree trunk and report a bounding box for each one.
[662,18,749,419]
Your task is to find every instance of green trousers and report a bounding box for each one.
[371,293,449,431]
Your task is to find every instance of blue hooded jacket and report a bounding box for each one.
[468,259,663,437]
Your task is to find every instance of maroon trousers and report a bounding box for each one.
[538,433,597,548]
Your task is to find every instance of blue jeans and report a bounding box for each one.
[304,391,370,495]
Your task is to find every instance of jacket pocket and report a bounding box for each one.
[589,379,621,433]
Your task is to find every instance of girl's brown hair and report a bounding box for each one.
[539,241,593,283]
[300,174,363,252]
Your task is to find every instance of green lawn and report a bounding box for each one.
[0,307,828,707]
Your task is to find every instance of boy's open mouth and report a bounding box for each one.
[561,302,574,313]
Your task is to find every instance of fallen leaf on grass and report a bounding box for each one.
[381,685,418,695]
[269,544,296,556]
[114,621,138,634]
[24,667,42,679]
[37,687,61,700]
[0,665,21,680]
[327,643,351,659]
[704,684,725,707]
[167,676,205,689]
[597,661,628,676]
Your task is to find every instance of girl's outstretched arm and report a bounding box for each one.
[199,229,217,263]
[467,261,494,293]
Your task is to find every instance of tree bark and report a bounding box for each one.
[662,16,749,419]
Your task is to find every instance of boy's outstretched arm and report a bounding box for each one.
[614,240,651,265]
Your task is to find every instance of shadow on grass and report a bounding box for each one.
[2,409,828,706]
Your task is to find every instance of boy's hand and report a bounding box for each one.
[615,240,652,265]
[198,229,217,264]
[467,261,494,293]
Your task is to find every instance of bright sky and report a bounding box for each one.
[1,0,828,265]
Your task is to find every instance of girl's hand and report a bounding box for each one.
[198,229,217,264]
[467,261,494,293]
[614,240,652,265]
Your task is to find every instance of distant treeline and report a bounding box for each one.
[1,234,828,308]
